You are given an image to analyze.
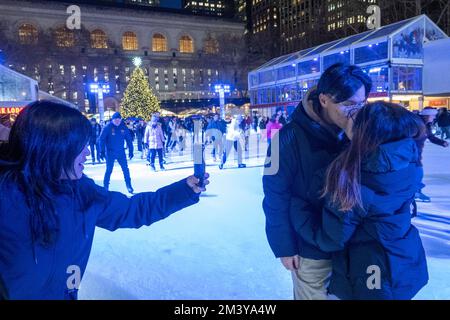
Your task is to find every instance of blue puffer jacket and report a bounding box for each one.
[0,176,199,299]
[99,122,133,156]
[292,138,428,299]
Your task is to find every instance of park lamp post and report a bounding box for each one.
[214,84,230,119]
[89,83,110,122]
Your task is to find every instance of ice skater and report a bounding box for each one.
[415,107,448,203]
[99,112,134,193]
[219,115,246,169]
[144,114,166,171]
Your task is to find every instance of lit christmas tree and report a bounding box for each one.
[121,58,160,121]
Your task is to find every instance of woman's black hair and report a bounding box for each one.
[309,63,373,116]
[0,100,91,247]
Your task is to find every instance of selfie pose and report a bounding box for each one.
[0,101,209,300]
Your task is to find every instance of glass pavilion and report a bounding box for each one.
[248,15,448,117]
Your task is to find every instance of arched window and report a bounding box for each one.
[18,24,38,45]
[122,31,138,51]
[152,33,167,52]
[204,38,219,54]
[179,35,194,53]
[91,29,108,49]
[54,26,75,47]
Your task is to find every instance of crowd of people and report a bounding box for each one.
[84,108,292,192]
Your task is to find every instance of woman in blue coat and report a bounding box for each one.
[292,101,429,299]
[0,101,209,300]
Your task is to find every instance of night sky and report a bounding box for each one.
[160,0,182,9]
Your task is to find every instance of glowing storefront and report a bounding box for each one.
[0,64,76,126]
[0,64,38,125]
[248,15,449,116]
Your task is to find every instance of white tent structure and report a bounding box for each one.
[423,38,450,99]
[248,15,449,115]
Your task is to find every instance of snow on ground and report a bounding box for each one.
[78,136,450,300]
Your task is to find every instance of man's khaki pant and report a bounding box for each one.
[291,257,332,300]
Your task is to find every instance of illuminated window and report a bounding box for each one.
[18,24,38,45]
[204,38,219,54]
[122,31,138,51]
[91,29,108,49]
[152,33,167,52]
[54,27,75,47]
[179,35,194,53]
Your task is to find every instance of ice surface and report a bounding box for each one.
[78,137,449,300]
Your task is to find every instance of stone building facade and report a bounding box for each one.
[0,0,247,113]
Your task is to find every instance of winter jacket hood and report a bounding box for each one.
[292,137,428,299]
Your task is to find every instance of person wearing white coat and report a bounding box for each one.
[219,116,246,169]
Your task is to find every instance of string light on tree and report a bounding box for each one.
[121,57,160,121]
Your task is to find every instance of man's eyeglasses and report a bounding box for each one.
[344,102,366,120]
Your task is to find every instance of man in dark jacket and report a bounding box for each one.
[99,112,134,193]
[262,63,371,300]
[89,118,102,165]
[206,114,227,161]
[135,119,146,159]
[276,107,287,126]
[415,107,449,202]
[437,108,450,140]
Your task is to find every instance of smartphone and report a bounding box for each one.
[193,117,205,187]
[194,162,205,188]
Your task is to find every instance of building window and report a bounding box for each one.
[204,38,219,54]
[152,33,167,52]
[54,27,75,47]
[173,68,178,85]
[115,76,121,94]
[179,35,194,53]
[18,24,38,45]
[91,29,108,49]
[71,65,76,78]
[199,69,204,86]
[104,66,109,82]
[122,31,138,51]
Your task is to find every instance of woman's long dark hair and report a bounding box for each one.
[309,63,372,116]
[0,101,91,247]
[323,101,425,212]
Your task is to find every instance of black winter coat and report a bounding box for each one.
[262,103,347,259]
